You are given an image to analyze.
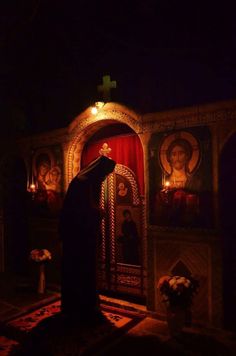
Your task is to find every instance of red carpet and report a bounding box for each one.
[1,300,145,355]
[0,336,19,356]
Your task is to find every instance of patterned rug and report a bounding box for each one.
[0,336,19,356]
[1,300,145,355]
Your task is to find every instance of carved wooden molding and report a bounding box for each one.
[143,107,236,133]
[66,109,143,188]
[100,183,106,261]
[107,174,116,263]
[117,274,141,287]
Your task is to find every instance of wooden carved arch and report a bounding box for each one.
[66,107,142,189]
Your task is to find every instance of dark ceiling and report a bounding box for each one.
[0,1,235,136]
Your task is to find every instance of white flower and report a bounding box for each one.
[169,277,177,286]
[184,280,191,288]
[177,277,186,284]
[30,249,52,262]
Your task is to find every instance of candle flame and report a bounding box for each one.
[30,183,36,192]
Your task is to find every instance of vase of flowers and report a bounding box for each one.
[30,249,52,294]
[158,275,199,337]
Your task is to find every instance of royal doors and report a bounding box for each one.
[97,163,146,303]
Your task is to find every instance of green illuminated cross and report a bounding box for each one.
[97,75,117,102]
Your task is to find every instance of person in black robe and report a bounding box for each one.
[59,155,116,323]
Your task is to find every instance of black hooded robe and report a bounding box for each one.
[59,156,116,321]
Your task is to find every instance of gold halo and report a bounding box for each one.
[159,131,200,175]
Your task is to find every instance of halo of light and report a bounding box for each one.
[159,131,200,175]
[91,106,98,115]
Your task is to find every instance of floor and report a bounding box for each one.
[0,275,236,355]
[0,273,60,324]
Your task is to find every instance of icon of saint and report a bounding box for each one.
[118,182,128,197]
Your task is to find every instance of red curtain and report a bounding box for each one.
[81,134,144,194]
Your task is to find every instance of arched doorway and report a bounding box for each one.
[81,123,146,303]
[219,132,236,330]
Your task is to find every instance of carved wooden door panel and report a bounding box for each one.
[97,164,146,302]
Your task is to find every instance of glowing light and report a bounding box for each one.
[91,101,105,115]
[91,106,98,115]
[165,181,170,188]
[29,183,36,193]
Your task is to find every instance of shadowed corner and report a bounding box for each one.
[96,331,232,356]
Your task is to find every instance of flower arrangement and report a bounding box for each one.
[30,249,52,263]
[158,275,199,309]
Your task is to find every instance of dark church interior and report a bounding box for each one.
[0,1,236,355]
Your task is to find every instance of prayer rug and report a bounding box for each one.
[2,300,145,355]
[0,336,19,356]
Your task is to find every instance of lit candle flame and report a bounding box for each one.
[30,183,36,192]
[164,181,170,188]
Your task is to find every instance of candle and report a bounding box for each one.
[30,183,36,193]
[165,181,170,189]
